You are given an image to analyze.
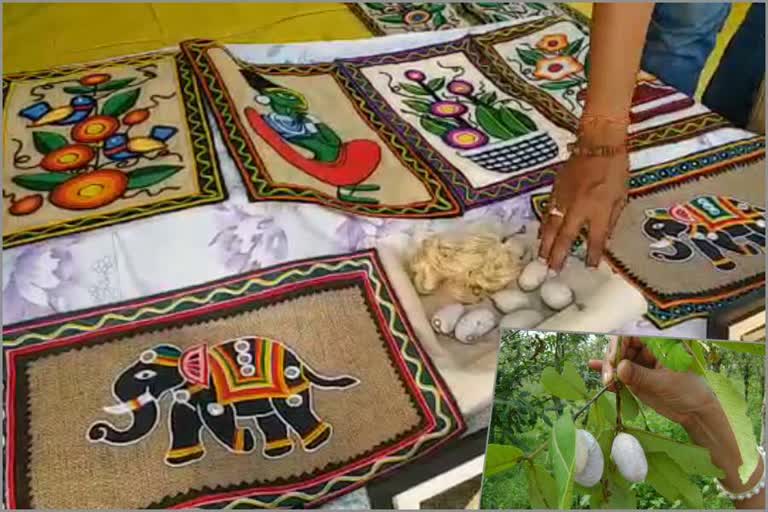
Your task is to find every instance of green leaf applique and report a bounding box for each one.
[32,131,68,154]
[101,88,140,117]
[125,165,183,189]
[12,173,70,191]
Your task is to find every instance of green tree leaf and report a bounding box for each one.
[516,47,544,66]
[525,463,558,508]
[643,337,694,372]
[541,364,588,400]
[400,83,431,96]
[426,77,445,91]
[484,443,524,477]
[419,115,455,137]
[539,79,583,91]
[550,414,576,509]
[125,165,182,189]
[703,370,759,483]
[403,99,431,113]
[619,386,639,421]
[711,341,766,355]
[101,88,140,117]
[646,452,704,509]
[625,427,724,478]
[12,173,70,191]
[97,77,137,92]
[565,38,584,56]
[32,131,68,154]
[605,467,637,509]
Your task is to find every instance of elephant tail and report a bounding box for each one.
[303,367,359,389]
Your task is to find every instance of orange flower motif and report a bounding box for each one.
[79,73,111,86]
[122,109,150,126]
[40,144,95,172]
[71,115,120,143]
[536,34,569,53]
[50,169,128,210]
[533,56,584,81]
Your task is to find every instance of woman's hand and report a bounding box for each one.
[538,147,629,271]
[588,337,765,509]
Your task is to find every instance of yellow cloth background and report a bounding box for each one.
[2,2,751,98]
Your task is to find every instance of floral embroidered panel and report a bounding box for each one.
[3,249,465,509]
[342,37,575,209]
[182,39,463,218]
[474,17,731,143]
[2,50,226,249]
[532,137,766,327]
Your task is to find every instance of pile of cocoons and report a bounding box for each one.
[430,258,577,342]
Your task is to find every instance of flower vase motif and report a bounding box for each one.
[7,70,183,217]
[390,68,559,174]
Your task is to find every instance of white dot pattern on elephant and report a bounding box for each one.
[284,366,300,379]
[240,364,256,377]
[207,403,224,416]
[286,394,304,408]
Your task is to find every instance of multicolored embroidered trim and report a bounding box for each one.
[181,39,463,219]
[3,249,465,508]
[531,137,766,328]
[2,50,226,249]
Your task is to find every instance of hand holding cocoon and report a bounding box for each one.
[611,432,647,483]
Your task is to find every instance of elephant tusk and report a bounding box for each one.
[649,238,674,249]
[102,391,154,415]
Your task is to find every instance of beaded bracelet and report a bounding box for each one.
[580,112,631,127]
[714,445,766,501]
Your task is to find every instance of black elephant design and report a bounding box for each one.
[88,336,359,466]
[642,195,765,271]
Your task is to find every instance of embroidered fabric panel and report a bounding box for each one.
[182,39,463,219]
[473,17,731,143]
[341,36,575,209]
[531,137,766,327]
[2,50,226,249]
[3,249,464,509]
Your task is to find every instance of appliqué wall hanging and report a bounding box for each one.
[341,35,575,209]
[2,49,226,249]
[182,39,463,219]
[3,249,464,508]
[532,137,766,327]
[473,16,732,149]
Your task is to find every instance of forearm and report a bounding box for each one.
[583,3,654,144]
[684,404,765,509]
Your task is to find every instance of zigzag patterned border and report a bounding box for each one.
[180,39,462,219]
[530,138,766,328]
[2,51,227,249]
[3,250,464,509]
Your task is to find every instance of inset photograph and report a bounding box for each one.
[481,330,765,509]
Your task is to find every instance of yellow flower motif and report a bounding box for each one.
[536,34,569,52]
[533,56,584,81]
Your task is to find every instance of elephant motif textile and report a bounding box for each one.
[2,49,226,249]
[532,139,766,328]
[3,249,464,508]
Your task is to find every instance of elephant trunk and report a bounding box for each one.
[650,237,693,262]
[88,394,159,445]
